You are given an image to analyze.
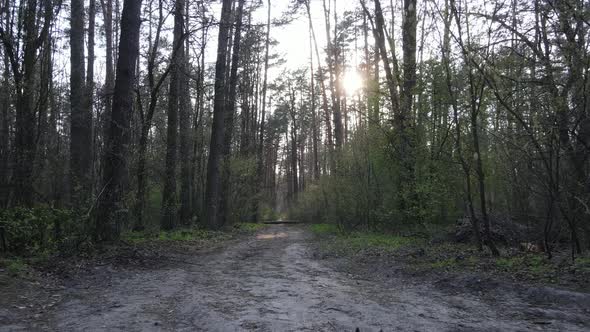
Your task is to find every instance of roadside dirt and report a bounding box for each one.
[2,224,589,331]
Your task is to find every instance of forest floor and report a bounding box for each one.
[1,223,590,331]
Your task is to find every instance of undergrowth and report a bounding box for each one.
[121,222,266,244]
[310,223,424,254]
[310,222,590,290]
[236,222,267,232]
[0,257,28,276]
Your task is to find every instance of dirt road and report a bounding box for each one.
[5,224,590,331]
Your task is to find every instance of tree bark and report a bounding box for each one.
[191,5,208,219]
[96,0,142,241]
[308,19,319,181]
[4,0,52,206]
[254,0,272,219]
[322,0,344,151]
[178,0,192,226]
[304,0,333,165]
[70,0,90,207]
[204,0,233,229]
[87,0,96,195]
[219,0,245,225]
[101,0,114,150]
[161,0,186,230]
[361,0,400,116]
[399,0,417,171]
[0,47,9,207]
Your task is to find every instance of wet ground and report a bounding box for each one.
[2,224,590,331]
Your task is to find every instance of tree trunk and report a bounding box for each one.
[101,0,114,151]
[204,0,233,229]
[161,0,185,230]
[254,0,272,219]
[289,85,299,201]
[330,0,344,150]
[308,20,319,181]
[305,0,333,164]
[219,0,245,225]
[134,0,168,231]
[70,0,91,207]
[191,8,208,219]
[178,0,192,226]
[399,0,417,174]
[361,0,400,115]
[441,0,483,250]
[87,0,96,197]
[96,0,142,241]
[0,48,9,207]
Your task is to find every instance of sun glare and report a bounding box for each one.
[342,70,363,96]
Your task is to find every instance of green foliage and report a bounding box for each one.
[0,258,27,276]
[310,223,340,235]
[235,222,267,232]
[495,254,554,276]
[290,184,327,223]
[345,233,421,251]
[159,229,210,241]
[258,203,279,221]
[311,222,423,255]
[122,223,264,244]
[291,127,460,232]
[122,226,225,244]
[226,156,259,224]
[145,186,164,228]
[428,258,458,269]
[575,257,590,273]
[0,207,76,256]
[495,256,523,269]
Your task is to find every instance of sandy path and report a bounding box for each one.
[5,224,588,331]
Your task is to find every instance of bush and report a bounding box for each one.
[0,207,76,256]
[289,126,460,233]
[1,258,27,276]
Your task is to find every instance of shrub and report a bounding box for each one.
[0,207,75,256]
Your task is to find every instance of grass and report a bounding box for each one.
[0,257,28,276]
[235,222,267,232]
[346,233,421,251]
[575,256,590,273]
[122,227,224,244]
[310,223,423,254]
[122,222,266,244]
[496,256,524,270]
[310,223,589,290]
[494,254,554,276]
[428,258,458,269]
[310,223,340,235]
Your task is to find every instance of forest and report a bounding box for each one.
[0,0,589,330]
